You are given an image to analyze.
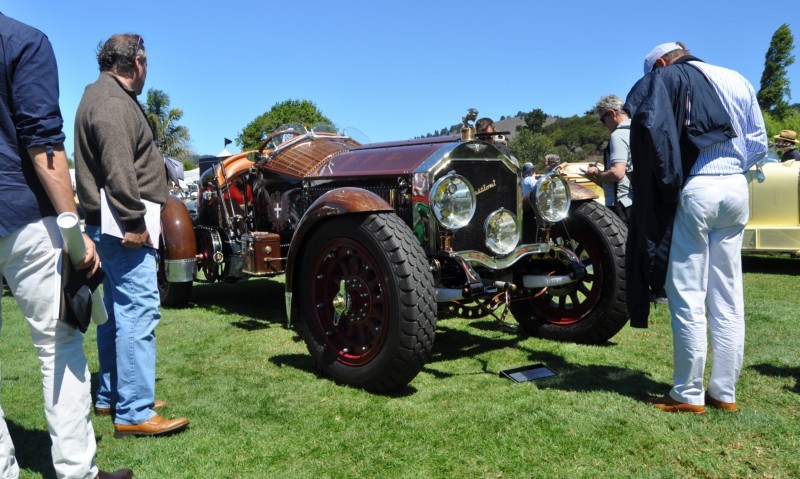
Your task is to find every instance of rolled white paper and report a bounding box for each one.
[57,212,108,325]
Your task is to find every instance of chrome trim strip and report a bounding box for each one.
[285,291,293,327]
[522,274,576,288]
[435,288,465,302]
[456,243,552,270]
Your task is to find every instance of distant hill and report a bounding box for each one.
[415,114,557,142]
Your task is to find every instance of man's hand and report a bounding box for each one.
[121,227,152,250]
[586,164,602,184]
[78,233,101,277]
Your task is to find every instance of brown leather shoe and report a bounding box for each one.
[96,469,133,479]
[114,414,189,438]
[650,395,706,415]
[95,399,166,416]
[705,394,738,412]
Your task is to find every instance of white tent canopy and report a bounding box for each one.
[184,167,200,185]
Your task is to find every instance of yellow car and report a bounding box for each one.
[744,156,800,255]
[564,155,800,255]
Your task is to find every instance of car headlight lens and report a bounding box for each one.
[484,208,519,255]
[429,173,476,230]
[531,172,571,223]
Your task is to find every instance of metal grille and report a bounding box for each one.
[438,160,518,254]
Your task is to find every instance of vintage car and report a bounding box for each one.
[743,155,800,255]
[158,110,629,392]
[566,153,800,256]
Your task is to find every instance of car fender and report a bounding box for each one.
[567,181,600,202]
[284,187,393,323]
[161,196,197,282]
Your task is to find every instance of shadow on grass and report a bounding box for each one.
[520,350,671,400]
[742,254,800,276]
[6,420,56,479]
[426,319,668,400]
[186,277,286,326]
[749,363,800,394]
[268,353,419,397]
[428,320,523,368]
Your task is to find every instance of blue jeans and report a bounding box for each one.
[86,225,160,425]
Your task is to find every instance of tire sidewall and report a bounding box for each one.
[297,213,416,389]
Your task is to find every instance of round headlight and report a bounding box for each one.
[531,172,571,223]
[429,173,476,230]
[484,208,520,255]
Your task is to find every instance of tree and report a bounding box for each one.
[238,99,333,150]
[520,108,548,133]
[758,24,796,120]
[142,89,192,159]
[542,114,608,158]
[509,129,555,170]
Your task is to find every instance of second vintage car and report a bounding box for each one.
[158,110,629,392]
[566,151,800,256]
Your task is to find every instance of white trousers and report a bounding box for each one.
[0,218,98,479]
[666,174,748,406]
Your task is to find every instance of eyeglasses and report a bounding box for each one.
[600,111,613,123]
[132,35,144,62]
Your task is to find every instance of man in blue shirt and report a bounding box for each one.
[0,12,132,479]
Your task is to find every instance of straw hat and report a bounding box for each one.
[774,130,798,144]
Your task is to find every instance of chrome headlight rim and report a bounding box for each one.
[429,172,476,230]
[530,171,571,223]
[484,207,520,256]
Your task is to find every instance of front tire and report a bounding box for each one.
[511,201,628,344]
[297,213,436,393]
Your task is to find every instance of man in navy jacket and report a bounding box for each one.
[625,42,767,415]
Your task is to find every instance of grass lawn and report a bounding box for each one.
[1,254,799,478]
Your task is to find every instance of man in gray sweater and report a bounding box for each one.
[75,33,189,437]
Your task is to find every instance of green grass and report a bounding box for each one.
[2,254,799,478]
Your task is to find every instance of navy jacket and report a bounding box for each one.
[0,12,65,237]
[623,56,737,327]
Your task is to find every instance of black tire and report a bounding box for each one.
[157,239,193,308]
[297,213,436,393]
[510,201,628,344]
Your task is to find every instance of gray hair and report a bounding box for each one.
[593,95,625,118]
[545,154,560,164]
[97,33,146,75]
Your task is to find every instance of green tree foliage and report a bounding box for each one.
[238,99,333,150]
[762,109,800,142]
[509,129,555,170]
[141,89,192,159]
[758,24,796,120]
[542,114,608,161]
[521,108,547,133]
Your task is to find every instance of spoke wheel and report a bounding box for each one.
[197,228,223,282]
[298,213,436,393]
[310,238,389,366]
[511,201,628,344]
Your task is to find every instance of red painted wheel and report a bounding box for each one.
[511,201,628,344]
[297,213,436,393]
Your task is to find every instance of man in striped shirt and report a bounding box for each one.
[626,42,768,415]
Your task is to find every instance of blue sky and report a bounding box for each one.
[4,1,798,157]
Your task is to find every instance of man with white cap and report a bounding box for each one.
[624,42,768,415]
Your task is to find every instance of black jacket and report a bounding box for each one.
[623,56,737,327]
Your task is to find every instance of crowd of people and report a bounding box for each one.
[0,8,781,479]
